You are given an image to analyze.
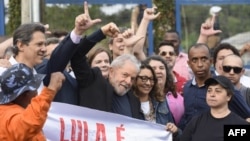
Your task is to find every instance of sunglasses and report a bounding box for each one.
[137,76,155,83]
[222,66,243,74]
[159,51,176,57]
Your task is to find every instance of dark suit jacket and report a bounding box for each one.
[71,29,143,119]
[35,59,78,105]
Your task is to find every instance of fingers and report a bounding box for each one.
[144,7,161,20]
[123,33,145,47]
[165,123,178,133]
[0,59,11,68]
[101,22,120,38]
[122,28,133,38]
[214,29,222,34]
[48,72,65,92]
[92,18,102,25]
[84,1,89,16]
[210,14,216,25]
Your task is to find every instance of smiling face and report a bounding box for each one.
[16,31,46,68]
[158,45,177,70]
[109,34,126,59]
[135,68,155,96]
[109,60,138,96]
[148,60,166,90]
[91,51,110,79]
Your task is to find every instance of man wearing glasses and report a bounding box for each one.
[212,43,250,88]
[158,42,187,95]
[221,54,250,107]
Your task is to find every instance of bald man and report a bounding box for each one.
[222,54,250,106]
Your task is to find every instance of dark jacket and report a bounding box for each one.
[35,59,78,105]
[42,34,79,86]
[71,29,143,120]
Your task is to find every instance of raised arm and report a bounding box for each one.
[0,37,13,58]
[71,22,120,87]
[43,1,101,86]
[196,14,222,44]
[133,7,160,61]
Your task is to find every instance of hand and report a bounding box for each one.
[122,28,144,47]
[166,122,178,134]
[240,43,250,56]
[143,7,161,21]
[48,72,65,92]
[246,118,250,123]
[0,59,11,68]
[44,24,51,35]
[73,1,102,35]
[101,22,120,38]
[200,14,222,37]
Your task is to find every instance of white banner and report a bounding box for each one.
[44,102,172,141]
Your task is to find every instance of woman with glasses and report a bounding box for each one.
[133,62,181,140]
[144,55,184,126]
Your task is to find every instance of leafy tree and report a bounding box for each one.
[153,0,175,52]
[6,0,21,35]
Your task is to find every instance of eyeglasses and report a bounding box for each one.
[159,51,176,57]
[222,66,243,74]
[137,76,155,83]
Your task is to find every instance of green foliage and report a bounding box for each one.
[181,4,250,51]
[44,4,132,35]
[6,0,21,35]
[43,4,133,47]
[153,0,175,52]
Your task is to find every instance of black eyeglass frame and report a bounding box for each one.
[222,66,243,74]
[137,75,155,84]
[159,51,176,57]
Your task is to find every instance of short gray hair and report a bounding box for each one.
[111,54,141,73]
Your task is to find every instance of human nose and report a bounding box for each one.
[125,77,132,85]
[197,59,204,67]
[41,44,47,52]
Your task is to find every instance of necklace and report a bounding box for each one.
[142,98,156,123]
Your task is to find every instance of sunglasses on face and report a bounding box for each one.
[137,76,155,84]
[159,51,176,57]
[222,66,243,74]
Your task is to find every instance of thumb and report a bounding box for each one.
[92,18,102,25]
[213,30,222,34]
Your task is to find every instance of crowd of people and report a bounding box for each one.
[0,2,250,141]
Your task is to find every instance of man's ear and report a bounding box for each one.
[16,40,25,52]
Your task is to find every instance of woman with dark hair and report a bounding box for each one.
[133,61,181,141]
[144,55,184,125]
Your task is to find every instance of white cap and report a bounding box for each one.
[210,6,222,15]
